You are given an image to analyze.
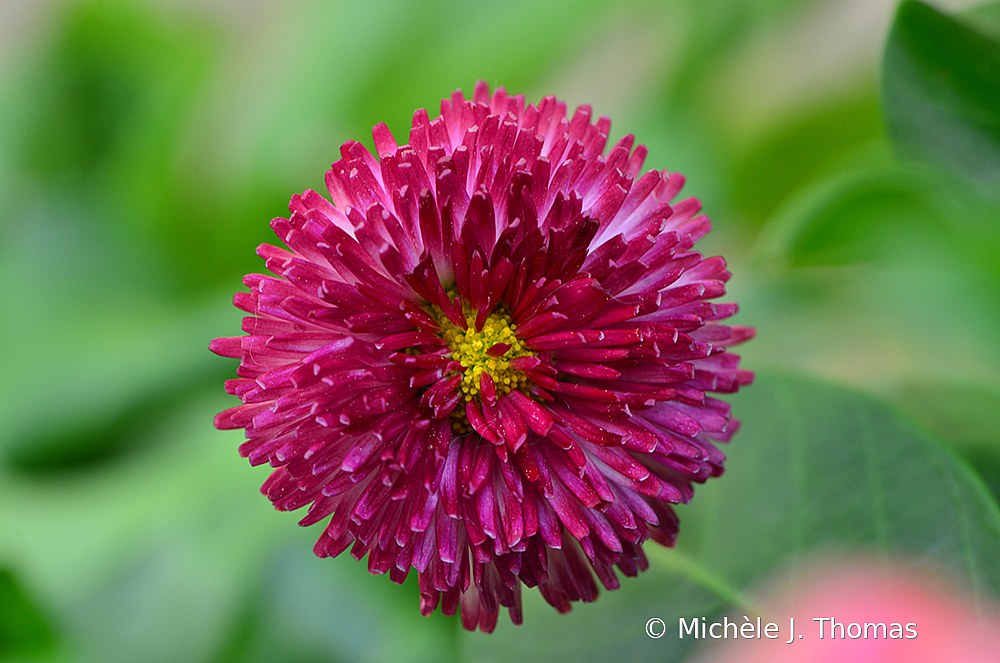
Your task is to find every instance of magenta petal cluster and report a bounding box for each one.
[212,82,753,632]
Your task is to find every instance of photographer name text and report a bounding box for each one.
[664,616,918,642]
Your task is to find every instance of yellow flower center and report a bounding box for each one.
[437,307,535,403]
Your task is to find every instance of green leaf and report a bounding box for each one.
[882,0,1000,191]
[751,164,939,268]
[751,155,1000,272]
[0,568,57,659]
[0,391,277,663]
[211,547,459,663]
[697,374,1000,590]
[0,290,236,472]
[460,373,1000,663]
[894,380,1000,502]
[896,381,1000,452]
[728,93,884,231]
[0,388,461,663]
[743,157,1000,387]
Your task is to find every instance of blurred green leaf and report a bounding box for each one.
[729,92,883,230]
[883,0,1000,192]
[665,0,823,112]
[0,289,235,472]
[211,547,458,663]
[2,0,238,297]
[20,2,201,178]
[752,164,930,268]
[0,388,459,663]
[741,157,1000,390]
[346,0,615,132]
[0,568,56,660]
[697,373,1000,589]
[894,380,1000,501]
[0,390,274,663]
[752,161,1000,271]
[896,381,1000,452]
[965,2,1000,37]
[460,373,1000,663]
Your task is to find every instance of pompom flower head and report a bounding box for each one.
[212,82,753,632]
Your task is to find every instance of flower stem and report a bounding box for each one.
[646,546,761,614]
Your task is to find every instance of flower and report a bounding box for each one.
[692,558,1000,663]
[211,81,754,632]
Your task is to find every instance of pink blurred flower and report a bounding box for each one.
[211,82,753,632]
[692,559,1000,663]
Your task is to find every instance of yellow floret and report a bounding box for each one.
[435,305,535,405]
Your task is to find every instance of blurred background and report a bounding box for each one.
[2,0,999,661]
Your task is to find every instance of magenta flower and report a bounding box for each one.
[212,82,753,632]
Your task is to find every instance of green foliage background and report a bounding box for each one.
[1,0,999,661]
